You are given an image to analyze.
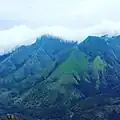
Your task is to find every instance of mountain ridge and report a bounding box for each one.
[1,35,120,119]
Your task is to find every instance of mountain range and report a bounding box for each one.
[0,35,120,120]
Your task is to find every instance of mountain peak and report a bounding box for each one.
[36,34,63,42]
[1,35,120,119]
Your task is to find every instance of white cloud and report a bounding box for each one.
[1,20,120,54]
[0,0,120,54]
[72,0,120,27]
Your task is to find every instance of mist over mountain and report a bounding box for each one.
[1,21,120,55]
[1,35,120,119]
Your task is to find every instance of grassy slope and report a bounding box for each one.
[93,56,107,89]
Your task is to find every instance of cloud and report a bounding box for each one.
[1,20,120,54]
[0,0,79,28]
[1,0,120,29]
[0,0,120,54]
[71,0,120,27]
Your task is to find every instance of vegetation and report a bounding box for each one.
[93,56,107,89]
[93,56,107,72]
[59,49,88,75]
[0,35,120,120]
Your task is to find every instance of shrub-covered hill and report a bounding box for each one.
[1,35,120,119]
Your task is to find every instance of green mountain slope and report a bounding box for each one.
[1,35,120,119]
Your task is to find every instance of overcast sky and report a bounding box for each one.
[0,0,120,54]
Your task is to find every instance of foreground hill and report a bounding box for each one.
[1,35,120,119]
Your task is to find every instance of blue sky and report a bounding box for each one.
[0,0,120,54]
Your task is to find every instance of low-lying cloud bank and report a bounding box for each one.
[0,20,120,55]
